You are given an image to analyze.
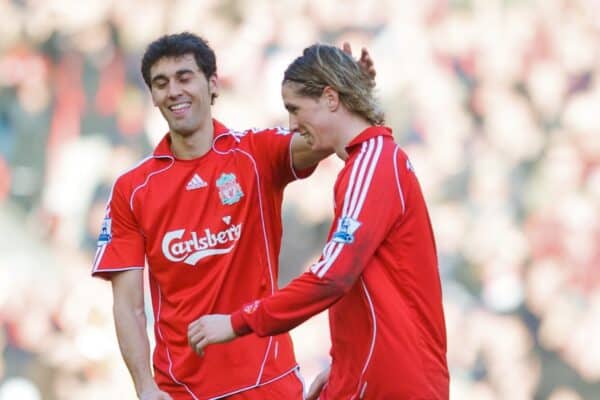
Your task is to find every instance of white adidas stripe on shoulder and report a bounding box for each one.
[311,137,383,278]
[311,139,376,272]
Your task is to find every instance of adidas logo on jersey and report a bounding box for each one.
[186,174,207,190]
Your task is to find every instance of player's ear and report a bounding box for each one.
[208,74,219,104]
[322,86,340,111]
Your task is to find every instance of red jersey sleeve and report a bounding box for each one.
[91,176,145,279]
[231,136,401,336]
[242,127,315,189]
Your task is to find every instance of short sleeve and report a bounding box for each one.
[91,177,145,280]
[242,127,315,189]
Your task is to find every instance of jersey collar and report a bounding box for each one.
[345,125,393,155]
[153,119,230,157]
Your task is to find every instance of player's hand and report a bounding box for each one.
[138,387,173,400]
[306,366,331,400]
[187,314,236,356]
[342,42,376,80]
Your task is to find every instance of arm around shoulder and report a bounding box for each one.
[290,132,332,172]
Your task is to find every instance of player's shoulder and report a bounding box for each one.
[228,126,293,155]
[390,141,408,159]
[389,143,417,176]
[354,135,399,165]
[236,126,292,139]
[113,155,168,193]
[355,137,406,182]
[378,137,409,166]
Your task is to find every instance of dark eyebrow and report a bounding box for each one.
[151,68,197,85]
[151,74,168,85]
[175,69,196,78]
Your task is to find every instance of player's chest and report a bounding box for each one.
[134,155,259,232]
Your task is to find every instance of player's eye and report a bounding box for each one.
[178,73,193,83]
[153,80,167,89]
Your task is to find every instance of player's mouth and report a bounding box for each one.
[297,127,309,138]
[168,102,191,117]
[299,130,313,144]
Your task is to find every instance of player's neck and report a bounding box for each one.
[334,115,372,161]
[169,123,214,160]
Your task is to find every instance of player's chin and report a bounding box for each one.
[308,138,324,151]
[301,134,314,146]
[170,122,196,137]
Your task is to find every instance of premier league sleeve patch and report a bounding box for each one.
[332,216,361,244]
[97,217,112,246]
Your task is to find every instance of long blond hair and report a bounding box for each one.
[283,44,384,125]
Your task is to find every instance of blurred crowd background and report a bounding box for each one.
[0,0,599,399]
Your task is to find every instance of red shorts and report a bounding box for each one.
[162,369,304,400]
[224,369,304,400]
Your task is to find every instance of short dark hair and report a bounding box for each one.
[141,32,217,88]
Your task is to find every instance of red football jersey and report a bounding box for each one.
[232,126,449,399]
[92,120,312,399]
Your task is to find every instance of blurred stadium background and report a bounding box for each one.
[0,0,599,399]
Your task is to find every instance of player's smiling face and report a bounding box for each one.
[150,54,217,138]
[282,81,335,151]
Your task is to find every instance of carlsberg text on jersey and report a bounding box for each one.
[161,223,242,265]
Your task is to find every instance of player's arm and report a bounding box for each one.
[189,145,400,348]
[232,142,399,337]
[307,367,331,400]
[112,270,172,400]
[290,133,332,171]
[187,205,391,350]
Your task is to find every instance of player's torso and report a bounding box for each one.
[133,149,274,310]
[326,142,449,399]
[325,256,448,399]
[100,125,299,399]
[133,147,297,398]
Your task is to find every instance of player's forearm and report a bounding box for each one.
[231,273,347,337]
[291,133,333,170]
[113,302,158,396]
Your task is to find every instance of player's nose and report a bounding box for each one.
[288,114,299,132]
[167,80,183,99]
